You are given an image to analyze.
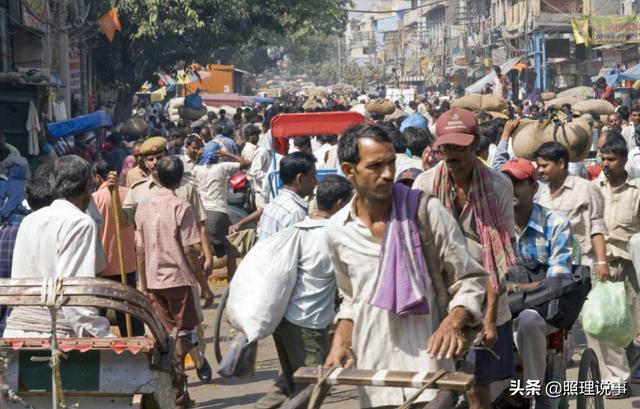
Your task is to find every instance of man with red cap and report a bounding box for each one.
[500,158,574,409]
[413,107,517,409]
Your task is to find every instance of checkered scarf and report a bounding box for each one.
[433,160,516,293]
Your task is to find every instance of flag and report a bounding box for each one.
[98,8,121,42]
[572,17,591,47]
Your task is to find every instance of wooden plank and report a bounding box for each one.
[293,367,474,391]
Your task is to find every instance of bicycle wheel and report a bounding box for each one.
[213,285,237,364]
[576,348,604,409]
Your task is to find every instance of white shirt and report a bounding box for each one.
[394,153,423,178]
[5,200,110,337]
[193,162,241,214]
[326,196,486,407]
[284,217,336,329]
[627,147,640,179]
[622,125,637,151]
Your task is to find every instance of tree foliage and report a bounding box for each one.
[88,0,350,121]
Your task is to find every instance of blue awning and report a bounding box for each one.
[619,63,640,81]
[47,110,112,139]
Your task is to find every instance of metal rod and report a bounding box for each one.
[0,5,9,73]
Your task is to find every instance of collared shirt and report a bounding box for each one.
[123,176,206,225]
[537,175,606,258]
[135,188,200,290]
[622,125,637,151]
[179,155,198,175]
[326,195,487,407]
[126,165,148,188]
[92,183,137,276]
[284,217,336,330]
[516,203,573,277]
[192,162,240,214]
[413,162,515,325]
[5,200,110,337]
[257,188,308,241]
[596,175,640,260]
[241,142,257,163]
[626,147,640,179]
[394,153,423,178]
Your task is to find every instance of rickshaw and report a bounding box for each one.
[0,278,177,409]
[213,111,366,363]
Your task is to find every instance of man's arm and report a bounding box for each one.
[491,119,519,171]
[546,215,574,277]
[588,184,609,281]
[179,206,215,305]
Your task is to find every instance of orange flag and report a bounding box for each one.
[98,8,121,42]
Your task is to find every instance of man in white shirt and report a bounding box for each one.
[192,142,249,276]
[4,155,111,338]
[255,175,353,408]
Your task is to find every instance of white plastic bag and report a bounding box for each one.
[227,227,301,342]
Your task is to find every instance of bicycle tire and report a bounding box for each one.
[213,285,230,364]
[576,347,604,409]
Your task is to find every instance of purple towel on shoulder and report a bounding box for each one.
[370,183,429,317]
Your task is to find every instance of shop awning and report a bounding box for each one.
[47,110,112,139]
[465,57,522,94]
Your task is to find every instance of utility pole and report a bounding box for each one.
[0,3,9,72]
[338,35,342,84]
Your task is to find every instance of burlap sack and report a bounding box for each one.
[545,96,581,108]
[541,92,556,101]
[366,99,395,116]
[573,99,615,115]
[512,117,592,162]
[480,95,508,112]
[451,95,483,111]
[121,117,149,137]
[179,106,208,121]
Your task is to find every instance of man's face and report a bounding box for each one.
[509,176,537,210]
[601,151,626,180]
[535,157,565,183]
[297,144,313,155]
[186,142,201,161]
[631,110,640,124]
[143,151,166,173]
[299,164,318,197]
[173,137,185,148]
[132,145,142,165]
[439,142,476,175]
[342,138,396,201]
[608,114,622,130]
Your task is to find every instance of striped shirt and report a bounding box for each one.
[516,203,573,277]
[257,188,308,241]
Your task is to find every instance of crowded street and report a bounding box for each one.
[1,0,640,408]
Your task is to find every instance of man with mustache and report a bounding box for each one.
[413,108,517,409]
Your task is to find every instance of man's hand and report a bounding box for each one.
[427,307,473,360]
[201,285,214,308]
[203,254,213,277]
[229,223,242,234]
[481,319,498,348]
[596,263,610,282]
[106,171,118,190]
[501,119,520,140]
[324,320,355,368]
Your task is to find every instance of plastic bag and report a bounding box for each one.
[226,226,301,342]
[582,281,635,347]
[217,333,257,378]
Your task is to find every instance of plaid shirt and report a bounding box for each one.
[516,203,573,277]
[257,188,308,241]
[0,224,18,333]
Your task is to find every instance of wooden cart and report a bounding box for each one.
[0,277,177,409]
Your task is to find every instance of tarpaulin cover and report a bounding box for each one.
[619,62,640,81]
[47,110,112,139]
[465,57,522,95]
[270,112,366,138]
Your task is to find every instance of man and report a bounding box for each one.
[168,128,186,156]
[534,141,608,280]
[413,108,517,409]
[623,104,640,151]
[256,152,317,241]
[594,77,614,103]
[626,124,640,178]
[123,137,214,380]
[499,158,574,408]
[105,132,129,174]
[135,156,201,407]
[126,141,148,188]
[594,134,637,395]
[0,132,20,157]
[255,176,353,408]
[91,160,144,336]
[192,142,250,277]
[213,124,239,156]
[388,126,422,178]
[292,136,313,156]
[241,124,261,162]
[493,66,508,99]
[3,156,111,338]
[325,123,487,408]
[180,135,203,176]
[0,176,54,334]
[606,112,623,134]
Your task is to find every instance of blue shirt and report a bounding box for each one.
[515,203,573,277]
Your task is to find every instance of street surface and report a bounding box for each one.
[186,282,639,409]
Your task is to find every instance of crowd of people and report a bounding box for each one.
[0,78,638,409]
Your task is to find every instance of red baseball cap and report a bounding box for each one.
[501,158,538,181]
[434,108,478,148]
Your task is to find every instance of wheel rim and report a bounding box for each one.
[586,353,603,409]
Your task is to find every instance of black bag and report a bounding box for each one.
[507,263,591,330]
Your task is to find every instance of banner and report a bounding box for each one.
[571,17,591,46]
[98,8,122,42]
[590,15,640,44]
[451,48,467,71]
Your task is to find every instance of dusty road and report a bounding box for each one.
[186,282,639,409]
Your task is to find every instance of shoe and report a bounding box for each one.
[254,386,288,409]
[196,357,212,383]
